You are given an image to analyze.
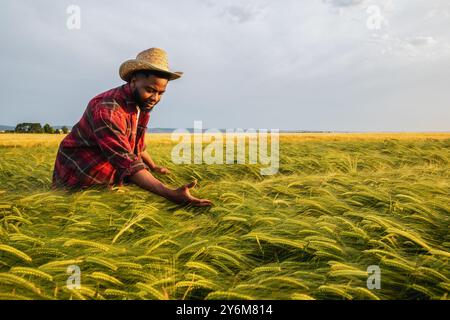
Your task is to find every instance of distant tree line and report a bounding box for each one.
[12,123,69,134]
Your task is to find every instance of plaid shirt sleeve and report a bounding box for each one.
[87,100,146,183]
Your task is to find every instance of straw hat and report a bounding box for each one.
[119,48,183,82]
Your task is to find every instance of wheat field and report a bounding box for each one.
[0,133,449,300]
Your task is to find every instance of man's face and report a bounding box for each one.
[130,74,168,111]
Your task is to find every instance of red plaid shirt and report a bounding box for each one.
[52,83,150,190]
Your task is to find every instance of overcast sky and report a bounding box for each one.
[0,0,449,131]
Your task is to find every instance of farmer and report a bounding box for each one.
[52,48,212,207]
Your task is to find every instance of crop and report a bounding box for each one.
[0,133,449,300]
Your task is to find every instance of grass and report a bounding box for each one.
[0,132,449,300]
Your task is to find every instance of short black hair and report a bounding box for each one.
[130,69,171,81]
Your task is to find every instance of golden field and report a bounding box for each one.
[0,132,449,300]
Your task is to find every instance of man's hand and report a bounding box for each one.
[151,165,170,175]
[170,180,212,207]
[129,170,212,207]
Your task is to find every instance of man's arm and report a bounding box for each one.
[140,150,156,169]
[129,169,212,206]
[88,104,147,183]
[88,102,210,206]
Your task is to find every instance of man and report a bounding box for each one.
[52,48,212,207]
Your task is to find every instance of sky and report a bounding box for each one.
[0,0,449,131]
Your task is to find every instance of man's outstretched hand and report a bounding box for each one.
[171,180,212,207]
[129,169,212,207]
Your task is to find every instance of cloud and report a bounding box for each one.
[323,0,365,7]
[407,36,438,46]
[217,3,268,23]
[369,34,449,59]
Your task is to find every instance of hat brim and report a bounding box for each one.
[119,59,183,82]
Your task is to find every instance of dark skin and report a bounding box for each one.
[128,73,212,207]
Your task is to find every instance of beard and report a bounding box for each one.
[133,88,155,112]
